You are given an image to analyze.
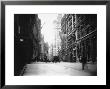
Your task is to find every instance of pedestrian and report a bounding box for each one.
[81,46,87,70]
[82,56,86,70]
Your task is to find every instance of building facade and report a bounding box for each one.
[60,14,97,63]
[60,14,76,62]
[75,14,97,63]
[40,35,49,62]
[14,14,41,75]
[32,15,41,62]
[60,14,67,61]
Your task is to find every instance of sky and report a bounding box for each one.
[38,14,63,56]
[38,14,58,46]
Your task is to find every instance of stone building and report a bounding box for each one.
[40,35,49,62]
[60,14,76,62]
[14,14,41,75]
[75,14,97,63]
[60,15,67,61]
[32,15,41,62]
[60,14,97,63]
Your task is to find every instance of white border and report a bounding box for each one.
[5,5,106,85]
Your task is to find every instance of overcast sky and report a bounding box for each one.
[38,14,58,46]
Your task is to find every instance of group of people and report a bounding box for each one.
[33,56,61,63]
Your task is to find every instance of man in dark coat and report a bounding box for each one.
[81,43,87,70]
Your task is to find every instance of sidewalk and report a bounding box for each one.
[59,62,97,76]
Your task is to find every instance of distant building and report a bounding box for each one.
[48,44,54,61]
[40,35,49,61]
[52,14,62,58]
[43,42,49,60]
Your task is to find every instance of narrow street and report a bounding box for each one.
[22,62,97,76]
[14,14,97,76]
